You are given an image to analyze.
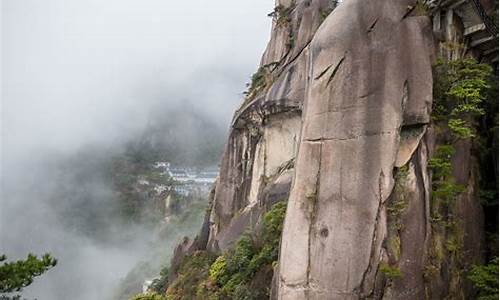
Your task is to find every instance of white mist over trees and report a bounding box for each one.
[1,1,273,299]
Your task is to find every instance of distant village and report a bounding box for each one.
[148,162,218,197]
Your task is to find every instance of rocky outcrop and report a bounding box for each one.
[277,0,435,298]
[205,0,336,252]
[163,0,496,298]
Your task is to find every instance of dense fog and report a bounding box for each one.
[0,1,272,299]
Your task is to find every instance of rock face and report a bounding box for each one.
[277,0,435,298]
[167,0,493,299]
[204,0,335,252]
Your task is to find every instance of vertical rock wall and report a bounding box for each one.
[166,0,492,299]
[278,0,435,298]
[205,0,334,252]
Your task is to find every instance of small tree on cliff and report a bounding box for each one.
[468,257,499,300]
[0,253,57,300]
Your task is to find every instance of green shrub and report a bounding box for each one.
[433,58,492,140]
[150,266,169,294]
[233,283,258,300]
[448,118,476,138]
[231,233,256,268]
[479,189,499,206]
[428,145,454,179]
[217,202,286,297]
[432,181,465,205]
[212,202,286,298]
[429,145,464,206]
[208,256,228,285]
[243,66,275,102]
[468,257,499,300]
[414,1,430,16]
[262,201,287,245]
[379,262,403,279]
[319,7,333,23]
[267,4,295,27]
[165,251,216,300]
[130,292,167,300]
[426,58,496,287]
[163,202,287,300]
[388,165,410,220]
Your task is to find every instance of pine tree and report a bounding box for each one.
[0,253,57,300]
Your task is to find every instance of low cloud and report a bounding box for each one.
[1,0,273,299]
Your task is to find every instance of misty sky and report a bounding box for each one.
[2,0,273,158]
[1,1,273,299]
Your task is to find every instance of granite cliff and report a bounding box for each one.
[138,0,499,299]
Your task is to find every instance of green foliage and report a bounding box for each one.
[130,292,168,300]
[479,189,499,207]
[267,2,296,52]
[319,7,333,23]
[261,201,287,248]
[244,65,275,102]
[228,233,256,274]
[389,236,402,261]
[448,118,476,138]
[423,264,440,281]
[267,3,294,27]
[430,39,498,300]
[414,1,430,16]
[387,196,408,219]
[166,251,216,300]
[445,236,462,254]
[432,181,465,205]
[207,202,286,298]
[428,145,454,179]
[427,142,466,274]
[385,166,410,269]
[249,201,287,275]
[429,145,464,206]
[150,266,170,295]
[319,0,341,23]
[388,165,410,219]
[165,202,287,300]
[386,164,411,265]
[232,284,258,300]
[0,254,57,299]
[433,58,493,140]
[426,59,494,289]
[379,262,402,279]
[208,256,227,284]
[468,257,499,300]
[434,58,492,111]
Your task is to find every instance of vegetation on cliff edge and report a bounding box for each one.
[430,57,498,297]
[140,201,286,300]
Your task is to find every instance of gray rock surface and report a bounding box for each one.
[166,1,488,299]
[277,0,434,298]
[206,0,334,252]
